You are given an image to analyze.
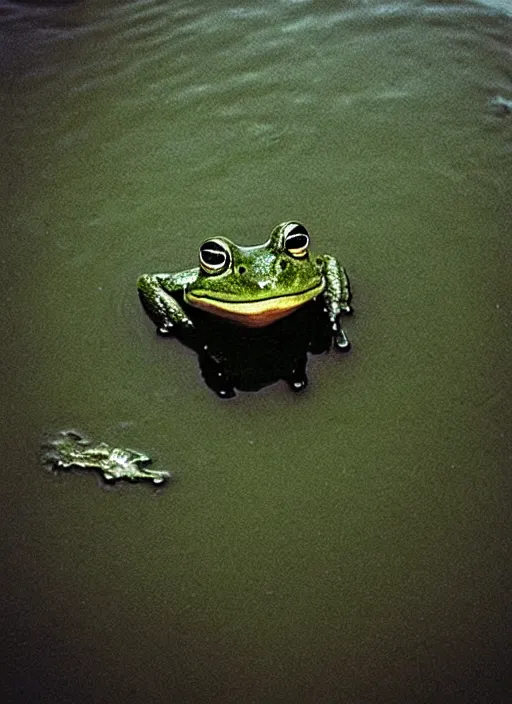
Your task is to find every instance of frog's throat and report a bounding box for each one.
[185,281,324,328]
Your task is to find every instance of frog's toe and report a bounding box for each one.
[334,328,351,351]
[157,324,175,336]
[151,473,170,485]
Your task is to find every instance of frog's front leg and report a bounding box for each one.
[319,255,352,350]
[137,269,198,336]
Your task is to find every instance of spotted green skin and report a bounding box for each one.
[43,431,170,484]
[137,221,352,348]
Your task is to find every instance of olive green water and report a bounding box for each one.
[1,1,511,702]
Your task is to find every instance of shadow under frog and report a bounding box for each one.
[137,222,352,398]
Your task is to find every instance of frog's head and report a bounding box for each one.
[184,222,325,327]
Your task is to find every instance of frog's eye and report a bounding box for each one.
[199,239,231,274]
[283,223,310,259]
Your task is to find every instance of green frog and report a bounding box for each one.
[43,431,170,484]
[137,221,352,349]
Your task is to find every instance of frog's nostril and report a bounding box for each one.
[238,265,246,274]
[280,260,288,270]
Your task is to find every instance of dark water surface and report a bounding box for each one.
[2,1,511,701]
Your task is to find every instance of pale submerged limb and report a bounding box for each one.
[43,431,171,485]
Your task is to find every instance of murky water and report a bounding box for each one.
[1,1,511,701]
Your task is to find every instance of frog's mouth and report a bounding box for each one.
[185,280,325,328]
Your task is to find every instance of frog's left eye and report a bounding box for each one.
[283,223,310,258]
[199,239,231,274]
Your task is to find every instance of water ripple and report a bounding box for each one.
[2,0,510,204]
[2,0,510,101]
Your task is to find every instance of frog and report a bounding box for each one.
[137,221,352,351]
[42,431,171,484]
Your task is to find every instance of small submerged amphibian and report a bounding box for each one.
[138,221,352,348]
[43,431,170,484]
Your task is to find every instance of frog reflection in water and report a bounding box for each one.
[137,222,352,397]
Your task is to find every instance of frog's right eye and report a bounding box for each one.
[199,239,231,274]
[283,223,310,259]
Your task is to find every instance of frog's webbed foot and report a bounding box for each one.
[157,316,195,336]
[157,323,175,336]
[330,304,353,351]
[332,318,351,351]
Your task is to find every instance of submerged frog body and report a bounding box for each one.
[194,299,336,396]
[137,221,352,396]
[43,431,170,484]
